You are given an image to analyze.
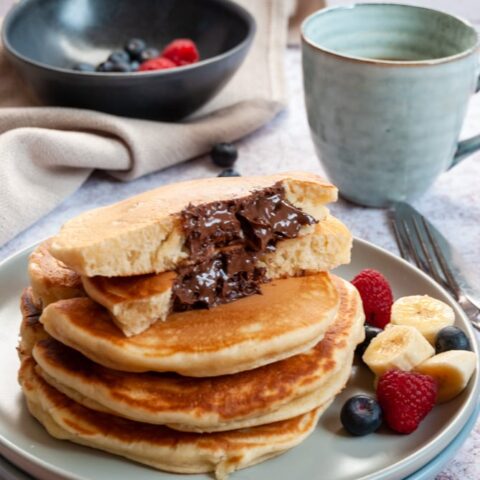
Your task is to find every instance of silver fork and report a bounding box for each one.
[389,203,480,332]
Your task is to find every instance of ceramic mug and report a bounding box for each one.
[302,3,480,207]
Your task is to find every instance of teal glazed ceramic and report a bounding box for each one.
[302,4,480,207]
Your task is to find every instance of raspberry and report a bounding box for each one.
[138,57,176,72]
[162,39,199,66]
[377,370,437,434]
[351,269,393,329]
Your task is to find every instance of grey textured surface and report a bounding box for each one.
[1,5,479,478]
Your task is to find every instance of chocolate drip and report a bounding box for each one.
[172,248,266,311]
[173,183,317,311]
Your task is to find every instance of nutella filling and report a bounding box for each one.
[172,183,317,311]
[172,247,266,311]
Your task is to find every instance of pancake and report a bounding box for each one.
[20,357,329,479]
[31,215,351,337]
[18,288,49,360]
[49,172,337,277]
[31,277,364,432]
[28,239,84,308]
[82,215,351,336]
[40,273,340,377]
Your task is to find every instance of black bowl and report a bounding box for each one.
[2,0,255,120]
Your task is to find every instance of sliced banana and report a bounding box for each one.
[391,295,455,344]
[363,325,435,377]
[415,350,477,403]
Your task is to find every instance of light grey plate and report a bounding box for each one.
[0,239,478,480]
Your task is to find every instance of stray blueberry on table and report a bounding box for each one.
[108,51,131,64]
[211,143,238,168]
[218,168,241,177]
[139,48,160,62]
[72,63,95,72]
[355,324,383,358]
[340,395,383,436]
[435,326,471,354]
[125,38,147,60]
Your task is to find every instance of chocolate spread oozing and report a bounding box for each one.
[173,183,317,310]
[172,247,266,311]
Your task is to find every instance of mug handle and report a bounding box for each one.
[450,75,480,168]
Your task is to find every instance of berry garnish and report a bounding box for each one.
[72,63,95,72]
[218,168,241,177]
[355,324,383,358]
[162,39,199,66]
[435,326,471,354]
[138,57,176,72]
[125,38,147,60]
[139,48,160,62]
[351,269,393,329]
[130,61,140,72]
[108,51,130,64]
[376,369,437,434]
[340,395,383,436]
[211,143,238,168]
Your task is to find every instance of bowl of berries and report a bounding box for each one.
[2,0,255,120]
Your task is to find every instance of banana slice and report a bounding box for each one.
[415,350,477,403]
[363,325,435,377]
[391,295,455,344]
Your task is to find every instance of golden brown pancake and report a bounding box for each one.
[29,216,352,338]
[40,273,340,376]
[81,216,352,336]
[18,288,49,360]
[49,172,337,277]
[20,357,328,480]
[31,277,364,432]
[28,240,85,308]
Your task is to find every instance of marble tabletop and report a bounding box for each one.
[1,10,479,480]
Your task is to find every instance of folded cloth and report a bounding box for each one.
[0,0,287,246]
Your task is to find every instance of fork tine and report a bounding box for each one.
[411,215,446,287]
[400,219,425,271]
[389,210,409,260]
[421,217,462,298]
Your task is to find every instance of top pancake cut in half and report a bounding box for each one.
[49,172,337,277]
[31,277,364,432]
[30,215,352,337]
[40,272,339,377]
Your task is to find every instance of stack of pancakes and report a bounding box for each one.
[18,172,365,479]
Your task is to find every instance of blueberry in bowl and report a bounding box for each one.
[2,0,255,120]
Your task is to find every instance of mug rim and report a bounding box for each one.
[301,2,480,67]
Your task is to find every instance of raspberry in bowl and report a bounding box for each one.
[2,0,256,120]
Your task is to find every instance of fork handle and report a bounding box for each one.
[451,74,480,167]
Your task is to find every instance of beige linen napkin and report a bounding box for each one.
[0,0,287,246]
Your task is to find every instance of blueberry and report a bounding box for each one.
[435,326,471,353]
[139,47,160,62]
[340,395,383,436]
[218,168,241,177]
[110,61,133,72]
[130,61,140,72]
[96,61,116,72]
[72,62,95,72]
[97,61,131,73]
[355,325,383,358]
[211,143,238,168]
[125,38,146,60]
[108,51,130,64]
